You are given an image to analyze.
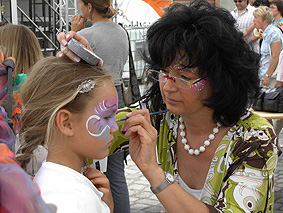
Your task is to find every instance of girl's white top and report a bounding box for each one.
[34,161,110,213]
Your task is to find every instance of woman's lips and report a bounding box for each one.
[165,97,180,104]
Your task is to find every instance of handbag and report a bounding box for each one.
[120,24,141,106]
[252,86,283,112]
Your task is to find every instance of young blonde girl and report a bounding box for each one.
[16,56,118,212]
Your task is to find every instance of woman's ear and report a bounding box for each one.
[56,109,74,137]
[87,3,92,12]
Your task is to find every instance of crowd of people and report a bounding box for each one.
[0,0,282,212]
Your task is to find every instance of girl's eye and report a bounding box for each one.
[103,112,116,121]
[104,116,111,121]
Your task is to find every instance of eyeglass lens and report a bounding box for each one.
[148,69,206,89]
[234,0,243,2]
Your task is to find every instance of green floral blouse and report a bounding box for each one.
[154,110,279,212]
[112,108,279,212]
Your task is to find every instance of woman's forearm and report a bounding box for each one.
[143,167,212,213]
[156,180,211,213]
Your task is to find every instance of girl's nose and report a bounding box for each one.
[110,122,119,134]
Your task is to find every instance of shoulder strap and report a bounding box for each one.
[3,58,15,131]
[118,23,141,101]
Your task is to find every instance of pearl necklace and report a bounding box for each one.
[179,116,221,156]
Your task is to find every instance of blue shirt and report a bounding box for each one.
[259,24,283,79]
[272,18,283,27]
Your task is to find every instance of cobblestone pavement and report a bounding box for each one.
[125,155,162,213]
[125,135,283,213]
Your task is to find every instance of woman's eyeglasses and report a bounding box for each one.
[234,0,243,2]
[148,69,208,90]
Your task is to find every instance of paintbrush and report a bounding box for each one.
[115,109,169,122]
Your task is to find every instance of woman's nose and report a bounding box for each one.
[162,76,178,91]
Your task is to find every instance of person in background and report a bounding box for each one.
[244,0,270,46]
[270,1,283,27]
[16,56,117,212]
[254,5,283,148]
[253,0,270,7]
[267,1,283,148]
[57,1,279,212]
[0,143,53,213]
[231,0,260,53]
[0,24,44,151]
[0,49,52,213]
[71,1,130,212]
[254,6,283,85]
[0,24,43,76]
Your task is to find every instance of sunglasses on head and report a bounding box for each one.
[234,0,243,2]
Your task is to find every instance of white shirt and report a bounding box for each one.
[176,175,203,200]
[231,4,259,53]
[34,161,110,213]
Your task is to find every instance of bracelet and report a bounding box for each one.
[265,74,271,78]
[150,172,175,194]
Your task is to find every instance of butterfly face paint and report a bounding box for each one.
[86,96,118,142]
[190,77,209,94]
[169,60,199,75]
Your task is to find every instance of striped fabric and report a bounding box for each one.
[231,4,260,53]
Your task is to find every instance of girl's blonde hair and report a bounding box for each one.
[16,57,113,169]
[81,0,116,19]
[253,6,274,24]
[0,24,43,75]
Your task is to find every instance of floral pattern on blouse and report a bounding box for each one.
[153,110,279,212]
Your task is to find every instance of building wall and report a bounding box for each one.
[220,0,235,12]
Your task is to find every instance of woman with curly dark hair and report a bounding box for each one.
[57,1,279,212]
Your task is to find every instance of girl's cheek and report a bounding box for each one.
[86,115,103,135]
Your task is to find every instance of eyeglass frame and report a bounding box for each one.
[234,0,243,3]
[147,69,208,90]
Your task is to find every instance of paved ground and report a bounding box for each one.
[125,134,283,213]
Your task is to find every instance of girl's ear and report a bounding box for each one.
[56,109,74,137]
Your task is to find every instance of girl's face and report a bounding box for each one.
[73,80,118,160]
[159,59,213,117]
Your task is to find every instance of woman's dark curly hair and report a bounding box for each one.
[141,0,260,126]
